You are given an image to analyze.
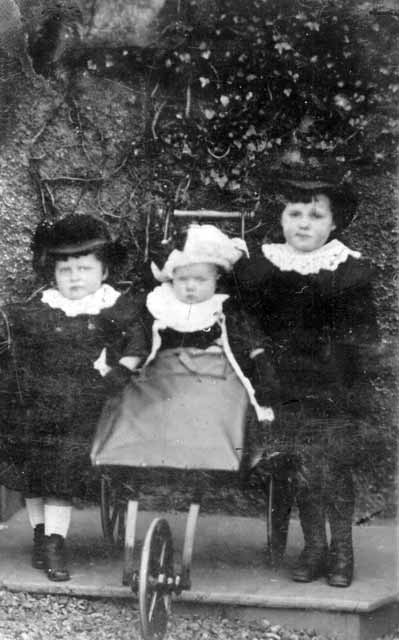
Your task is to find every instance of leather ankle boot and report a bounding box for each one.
[292,546,328,582]
[293,495,328,583]
[44,534,70,581]
[327,541,354,587]
[326,478,355,588]
[32,524,45,569]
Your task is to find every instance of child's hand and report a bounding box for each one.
[257,406,275,423]
[119,355,142,371]
[103,364,133,395]
[93,348,111,377]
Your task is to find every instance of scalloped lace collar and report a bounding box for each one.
[146,283,228,332]
[261,239,361,275]
[41,284,120,317]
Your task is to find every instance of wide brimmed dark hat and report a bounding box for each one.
[32,214,126,276]
[263,154,358,230]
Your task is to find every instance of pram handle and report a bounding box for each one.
[172,209,255,239]
[173,209,255,219]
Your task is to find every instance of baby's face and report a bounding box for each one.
[281,195,336,252]
[54,254,107,300]
[172,263,218,304]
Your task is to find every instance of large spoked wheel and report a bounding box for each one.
[100,475,126,547]
[139,518,174,640]
[265,471,294,567]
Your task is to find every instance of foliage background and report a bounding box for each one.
[0,0,397,516]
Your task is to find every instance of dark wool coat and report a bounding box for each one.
[234,251,379,476]
[0,289,148,499]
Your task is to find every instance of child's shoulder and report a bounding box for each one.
[235,240,374,292]
[6,289,56,334]
[333,251,374,290]
[103,286,147,321]
[234,250,275,287]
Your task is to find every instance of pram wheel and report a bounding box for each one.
[100,475,126,546]
[260,454,297,567]
[265,473,292,566]
[139,518,174,640]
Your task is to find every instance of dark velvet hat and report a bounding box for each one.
[264,154,358,231]
[32,214,125,276]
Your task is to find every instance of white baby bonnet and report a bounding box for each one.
[152,223,248,282]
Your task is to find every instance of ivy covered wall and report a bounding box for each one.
[0,0,397,513]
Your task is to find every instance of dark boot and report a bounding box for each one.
[292,496,328,583]
[32,524,45,570]
[327,538,353,587]
[44,534,70,582]
[326,473,355,588]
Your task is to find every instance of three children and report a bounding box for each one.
[3,164,378,589]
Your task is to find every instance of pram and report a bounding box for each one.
[91,209,297,640]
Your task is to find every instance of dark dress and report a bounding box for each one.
[234,243,379,555]
[1,288,147,500]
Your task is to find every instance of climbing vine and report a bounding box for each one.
[85,0,398,208]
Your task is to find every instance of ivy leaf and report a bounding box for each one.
[199,77,210,88]
[243,125,257,138]
[228,180,241,190]
[305,21,320,31]
[210,169,228,188]
[274,41,292,54]
[182,142,193,155]
[334,94,352,111]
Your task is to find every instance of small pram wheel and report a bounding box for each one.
[139,518,174,640]
[100,475,126,546]
[265,467,294,567]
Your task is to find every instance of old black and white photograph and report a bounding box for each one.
[0,1,397,639]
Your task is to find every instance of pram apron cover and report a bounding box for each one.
[91,349,248,471]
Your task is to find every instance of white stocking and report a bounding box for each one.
[25,498,45,529]
[44,503,72,538]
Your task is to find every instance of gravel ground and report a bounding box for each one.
[0,591,397,640]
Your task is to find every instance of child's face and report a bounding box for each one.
[172,263,218,304]
[281,195,336,252]
[54,254,107,300]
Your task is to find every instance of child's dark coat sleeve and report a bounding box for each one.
[223,298,280,407]
[329,259,380,376]
[100,290,151,394]
[102,290,151,364]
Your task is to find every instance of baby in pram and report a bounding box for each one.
[92,224,278,473]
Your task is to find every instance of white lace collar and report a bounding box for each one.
[41,284,121,317]
[146,283,228,332]
[261,239,361,275]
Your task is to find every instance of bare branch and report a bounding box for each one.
[151,100,167,140]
